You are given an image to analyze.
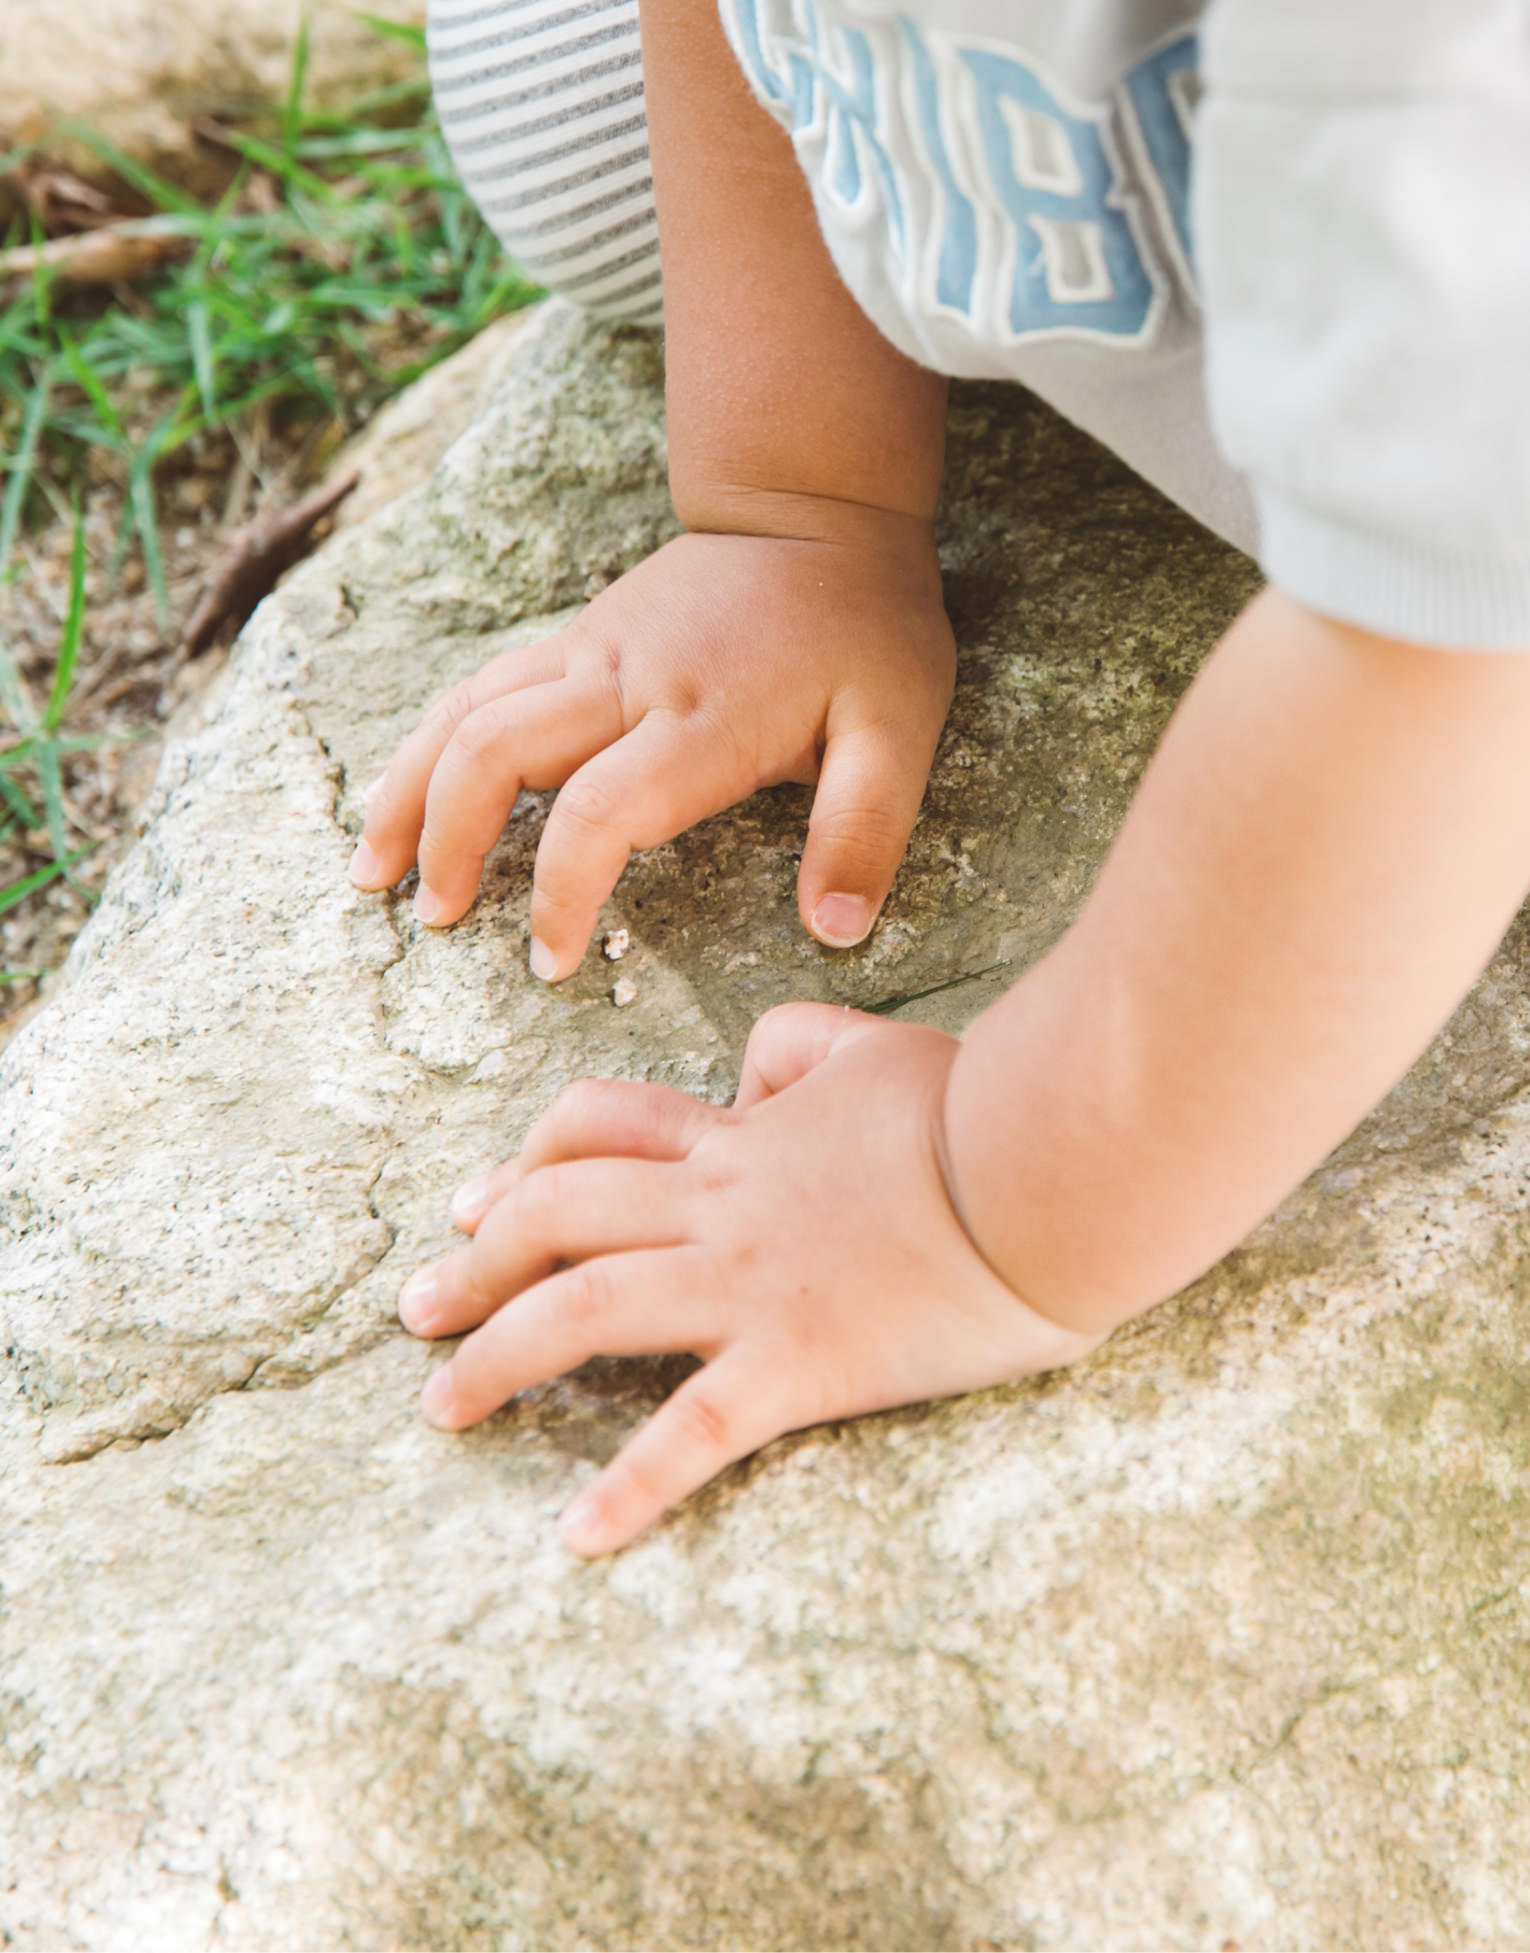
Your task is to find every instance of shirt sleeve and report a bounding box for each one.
[1194,0,1530,648]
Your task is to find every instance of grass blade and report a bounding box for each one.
[284,11,313,158]
[60,122,205,218]
[203,124,334,201]
[43,508,88,734]
[128,462,168,625]
[59,337,125,441]
[127,404,183,626]
[0,765,40,827]
[187,298,218,423]
[32,741,69,866]
[28,211,53,332]
[0,625,36,738]
[357,13,426,51]
[0,362,53,582]
[0,846,92,918]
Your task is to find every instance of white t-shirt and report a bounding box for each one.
[716,0,1530,649]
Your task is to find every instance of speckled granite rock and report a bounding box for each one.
[5,299,1530,1950]
[329,309,540,533]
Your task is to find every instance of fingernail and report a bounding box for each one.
[362,774,386,804]
[810,894,874,948]
[528,937,559,982]
[420,1366,456,1427]
[397,1269,437,1333]
[450,1176,496,1229]
[348,840,381,886]
[414,884,445,925]
[558,1495,604,1555]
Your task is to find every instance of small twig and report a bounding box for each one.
[95,674,159,709]
[0,222,191,289]
[189,116,248,157]
[182,469,361,654]
[21,167,117,231]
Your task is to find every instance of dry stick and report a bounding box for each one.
[182,469,361,655]
[0,225,190,288]
[20,169,117,228]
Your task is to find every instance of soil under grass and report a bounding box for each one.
[0,21,539,1043]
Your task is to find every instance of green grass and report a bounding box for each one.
[0,502,99,898]
[0,18,541,992]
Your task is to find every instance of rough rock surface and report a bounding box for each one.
[330,309,539,533]
[1,0,424,202]
[5,300,1530,1950]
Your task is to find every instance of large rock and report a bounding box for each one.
[4,299,1530,1949]
[1,0,424,204]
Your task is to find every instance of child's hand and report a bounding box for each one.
[349,526,955,976]
[396,1002,1104,1556]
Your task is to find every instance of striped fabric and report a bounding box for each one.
[428,0,664,323]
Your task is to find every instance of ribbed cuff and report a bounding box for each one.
[1256,488,1530,651]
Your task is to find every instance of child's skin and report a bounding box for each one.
[351,0,1530,1557]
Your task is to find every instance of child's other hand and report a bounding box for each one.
[396,1003,1103,1556]
[349,526,955,977]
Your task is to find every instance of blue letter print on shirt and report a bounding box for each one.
[725,0,1195,345]
[1124,34,1198,284]
[901,20,978,315]
[729,0,907,244]
[820,25,906,246]
[962,48,1155,339]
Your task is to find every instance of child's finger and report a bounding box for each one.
[733,1000,884,1112]
[349,638,570,890]
[419,1247,717,1430]
[520,1078,723,1177]
[797,722,933,948]
[414,675,626,925]
[526,714,751,980]
[557,1349,790,1557]
[450,1083,726,1232]
[403,1158,690,1338]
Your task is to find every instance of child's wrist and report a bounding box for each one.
[937,995,1143,1342]
[671,474,941,570]
[931,1039,1081,1337]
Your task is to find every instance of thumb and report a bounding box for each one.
[797,721,931,948]
[733,1000,884,1111]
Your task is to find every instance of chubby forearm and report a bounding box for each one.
[639,0,947,537]
[945,591,1530,1335]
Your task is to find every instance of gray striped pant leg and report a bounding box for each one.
[428,0,663,324]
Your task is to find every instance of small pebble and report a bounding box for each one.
[601,928,630,961]
[611,976,638,1008]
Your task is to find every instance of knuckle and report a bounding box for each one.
[558,1258,614,1334]
[447,704,511,769]
[553,772,622,841]
[669,1384,733,1456]
[687,1144,740,1200]
[423,686,475,744]
[745,1001,812,1060]
[609,1445,667,1513]
[577,634,629,721]
[555,1076,619,1130]
[362,774,395,826]
[415,818,481,879]
[512,1163,564,1228]
[808,800,907,856]
[462,1244,500,1317]
[692,696,756,774]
